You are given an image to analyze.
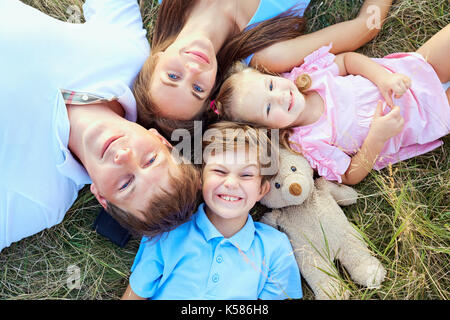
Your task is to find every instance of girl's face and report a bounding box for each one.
[150,34,218,120]
[231,69,306,128]
[202,148,269,222]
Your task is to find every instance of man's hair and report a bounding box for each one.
[202,121,279,184]
[106,162,201,238]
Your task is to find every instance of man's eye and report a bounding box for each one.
[193,84,204,93]
[120,177,133,191]
[168,73,179,80]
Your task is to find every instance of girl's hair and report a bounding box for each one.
[134,1,308,139]
[202,121,280,184]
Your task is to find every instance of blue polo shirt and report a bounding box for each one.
[129,203,302,300]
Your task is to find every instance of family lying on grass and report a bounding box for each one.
[1,0,448,300]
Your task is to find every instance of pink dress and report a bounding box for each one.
[283,44,450,183]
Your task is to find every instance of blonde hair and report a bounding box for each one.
[202,121,279,184]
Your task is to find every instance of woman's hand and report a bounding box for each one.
[377,73,411,107]
[369,100,405,142]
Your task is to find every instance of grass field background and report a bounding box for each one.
[0,0,448,300]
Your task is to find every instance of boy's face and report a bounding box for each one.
[232,69,306,128]
[83,119,181,221]
[202,148,269,221]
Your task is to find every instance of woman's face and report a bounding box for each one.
[150,35,218,120]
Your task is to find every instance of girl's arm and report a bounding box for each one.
[334,51,411,106]
[251,0,393,73]
[340,101,404,185]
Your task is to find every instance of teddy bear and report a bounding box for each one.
[260,148,386,299]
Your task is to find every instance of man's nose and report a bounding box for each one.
[114,148,132,165]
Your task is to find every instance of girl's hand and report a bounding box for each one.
[377,73,411,107]
[369,101,405,143]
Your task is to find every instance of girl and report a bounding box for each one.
[211,25,450,185]
[122,122,302,300]
[134,0,394,136]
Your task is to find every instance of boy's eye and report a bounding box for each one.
[193,84,204,93]
[213,169,226,174]
[168,73,179,80]
[120,177,134,191]
[241,174,254,178]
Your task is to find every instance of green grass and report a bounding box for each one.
[1,0,448,300]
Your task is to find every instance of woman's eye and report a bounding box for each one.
[193,84,204,93]
[168,73,179,80]
[120,177,133,191]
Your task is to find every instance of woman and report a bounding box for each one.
[134,0,393,136]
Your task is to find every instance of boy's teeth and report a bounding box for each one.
[220,195,240,201]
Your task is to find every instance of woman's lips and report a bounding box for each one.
[186,50,210,64]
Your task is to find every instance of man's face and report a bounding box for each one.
[82,119,180,220]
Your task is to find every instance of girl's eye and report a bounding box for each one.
[213,169,226,174]
[168,73,179,80]
[269,80,273,91]
[120,177,133,191]
[193,84,204,93]
[145,155,157,167]
[266,103,271,116]
[241,174,254,178]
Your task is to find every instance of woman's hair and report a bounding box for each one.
[134,1,308,139]
[202,121,280,184]
[106,162,201,238]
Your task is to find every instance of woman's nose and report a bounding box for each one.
[114,148,132,165]
[185,61,201,74]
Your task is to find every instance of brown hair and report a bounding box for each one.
[106,162,201,238]
[202,121,279,184]
[134,1,307,139]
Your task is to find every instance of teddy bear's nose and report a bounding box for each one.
[289,183,302,196]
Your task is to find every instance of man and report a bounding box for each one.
[0,0,200,251]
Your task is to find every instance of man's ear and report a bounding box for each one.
[149,128,173,148]
[257,180,271,201]
[90,184,108,210]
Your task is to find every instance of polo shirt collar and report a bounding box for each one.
[195,203,256,252]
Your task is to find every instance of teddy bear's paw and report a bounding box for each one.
[351,258,386,288]
[335,186,359,206]
[364,263,387,289]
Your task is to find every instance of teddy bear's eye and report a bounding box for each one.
[274,182,281,189]
[291,166,297,172]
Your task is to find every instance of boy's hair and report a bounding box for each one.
[202,121,279,184]
[133,0,307,138]
[106,162,201,238]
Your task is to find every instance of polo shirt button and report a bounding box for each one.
[212,273,219,283]
[216,255,223,263]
